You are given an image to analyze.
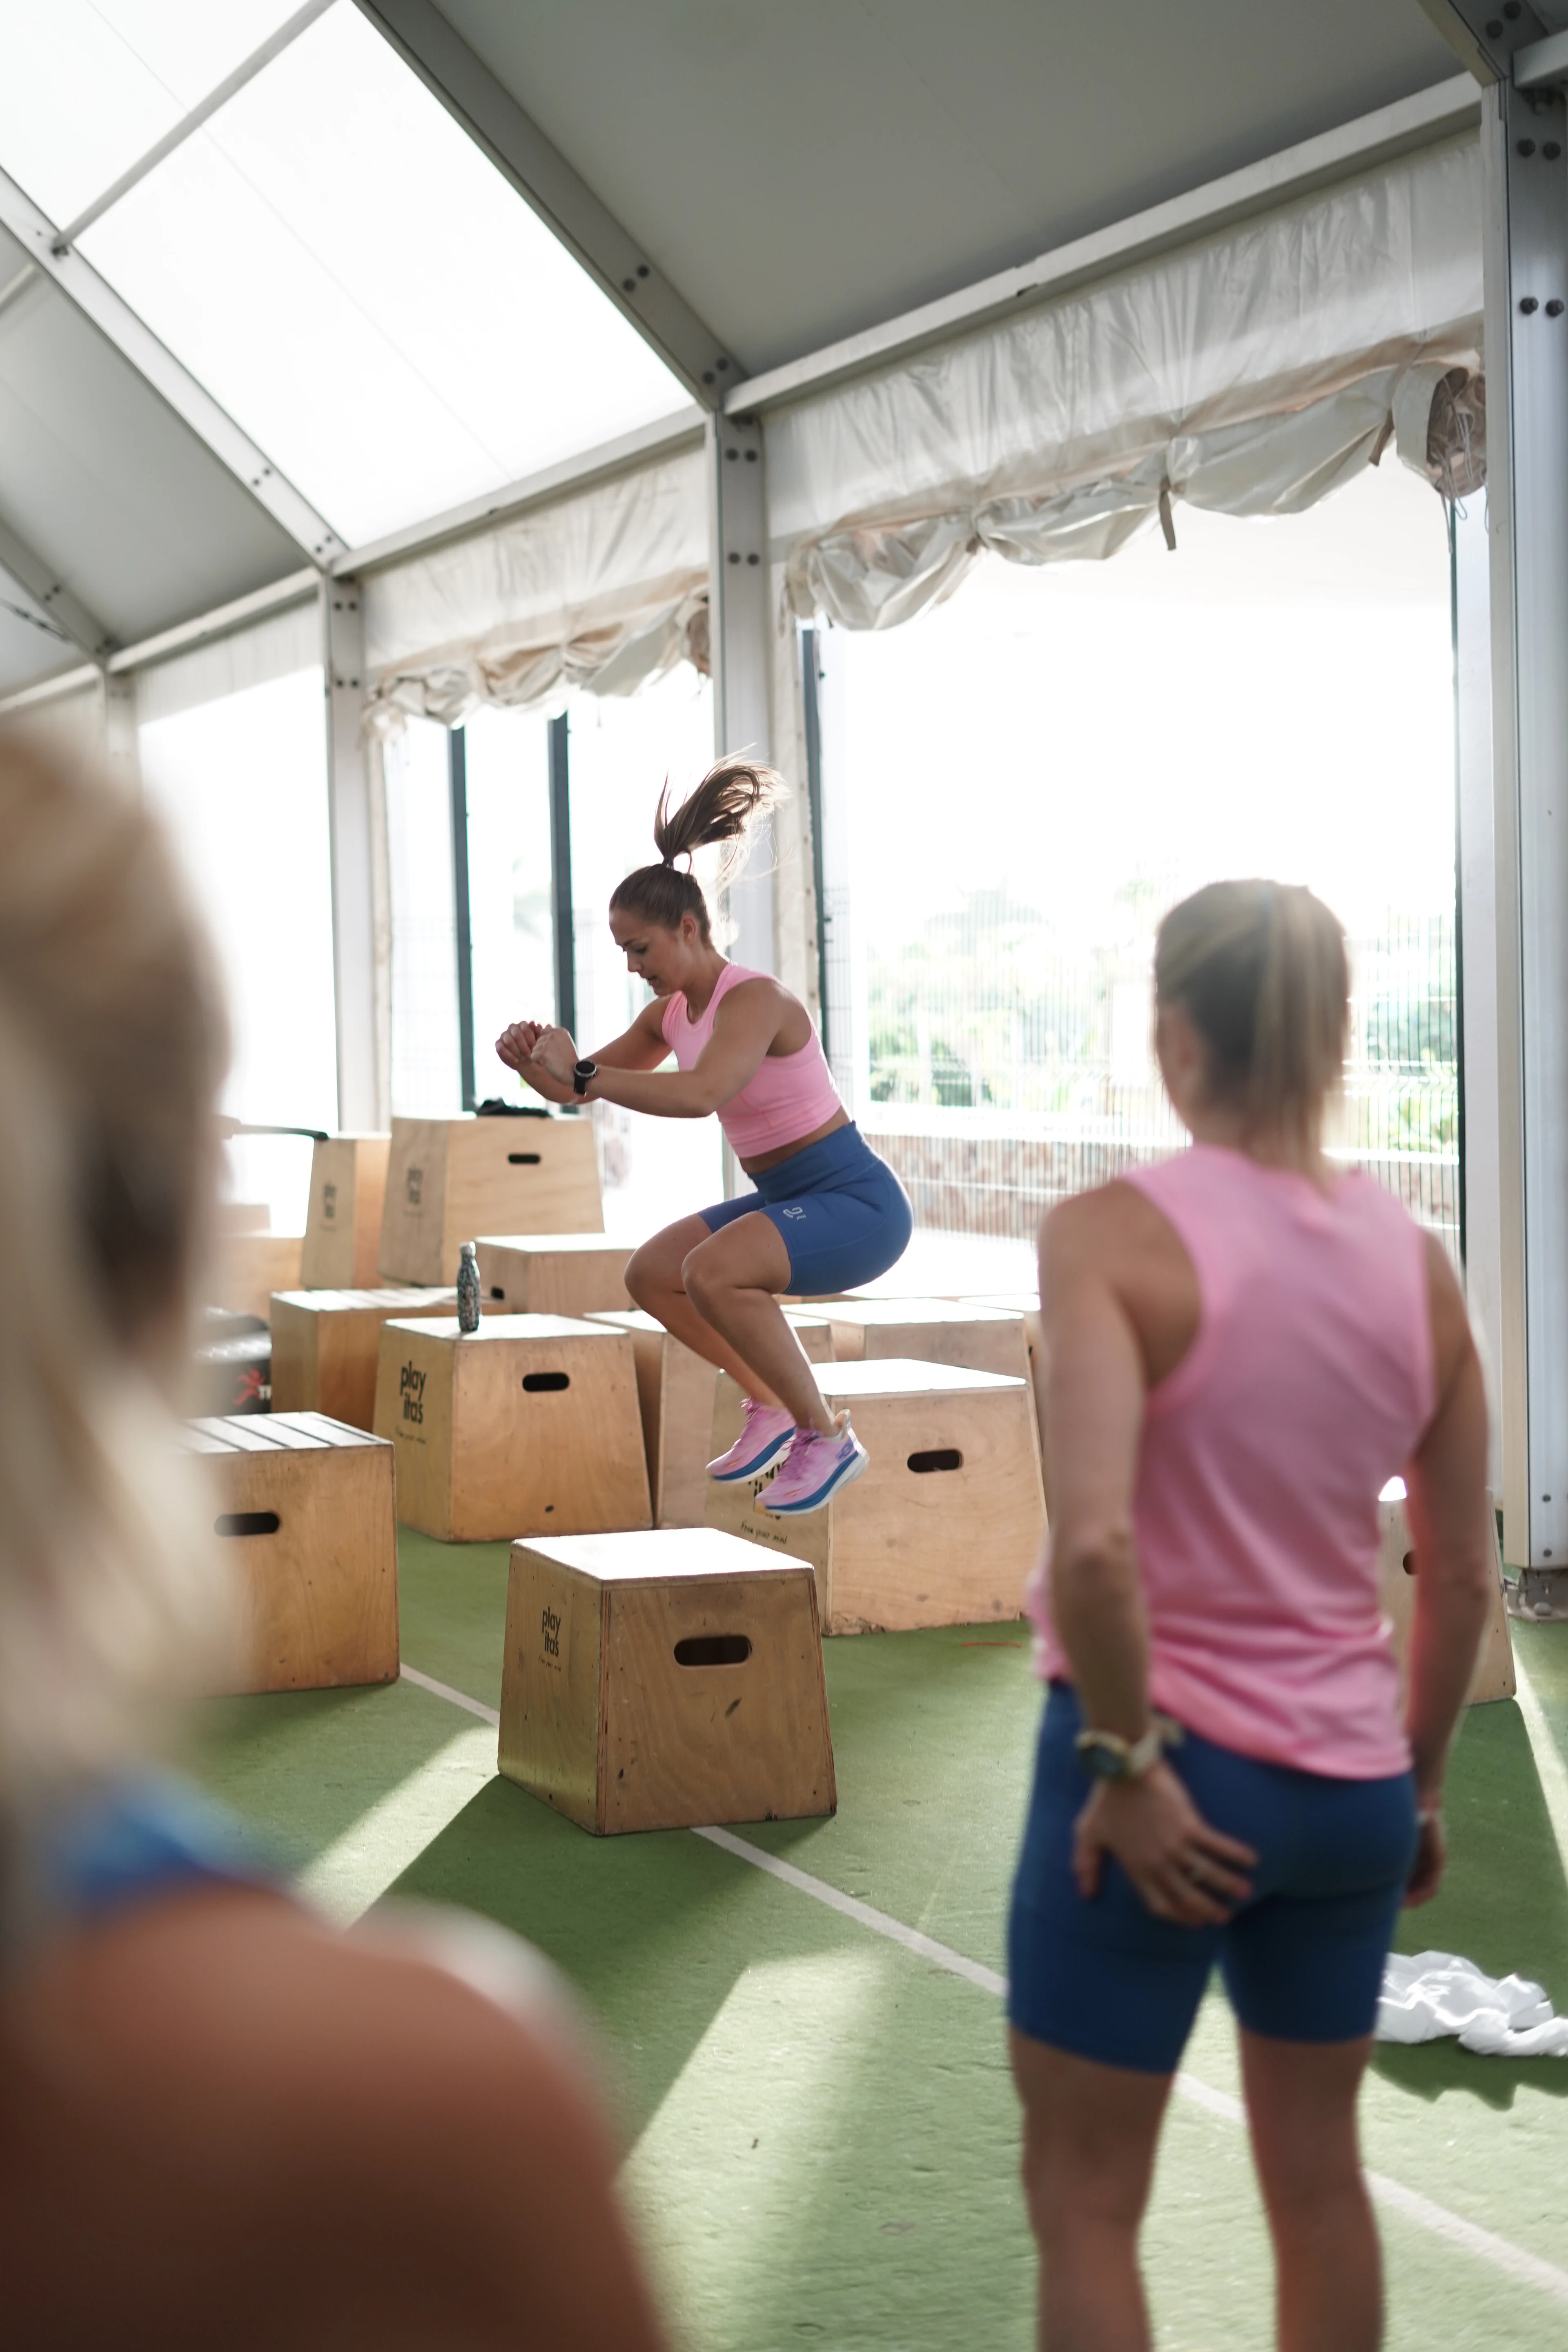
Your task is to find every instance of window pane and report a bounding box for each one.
[139,661,336,1235]
[564,668,722,1238]
[77,3,690,546]
[463,706,556,1102]
[0,0,298,226]
[829,461,1457,1268]
[387,715,462,1119]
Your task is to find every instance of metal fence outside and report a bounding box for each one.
[852,903,1460,1259]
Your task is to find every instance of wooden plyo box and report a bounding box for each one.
[300,1135,391,1289]
[706,1359,1045,1633]
[499,1528,836,1835]
[585,1309,835,1528]
[477,1233,634,1318]
[825,1296,1029,1381]
[212,1232,303,1321]
[372,1314,650,1543]
[1377,1484,1516,1705]
[378,1116,602,1286]
[962,1291,1049,1508]
[180,1413,397,1694]
[270,1287,457,1430]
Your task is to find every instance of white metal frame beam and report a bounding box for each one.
[0,165,343,563]
[707,413,775,982]
[50,0,335,252]
[354,0,738,405]
[1476,69,1568,1575]
[725,76,1482,417]
[0,512,115,660]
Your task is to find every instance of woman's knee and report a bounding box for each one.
[680,1243,722,1313]
[624,1243,663,1309]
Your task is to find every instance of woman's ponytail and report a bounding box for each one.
[612,756,787,942]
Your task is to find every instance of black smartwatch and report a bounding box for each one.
[572,1059,597,1098]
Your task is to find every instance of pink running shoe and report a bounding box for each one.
[760,1415,869,1515]
[708,1398,797,1483]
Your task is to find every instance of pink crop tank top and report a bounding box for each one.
[1028,1145,1437,1779]
[660,964,842,1160]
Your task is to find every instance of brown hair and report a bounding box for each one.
[0,731,230,1909]
[608,755,786,944]
[1154,880,1348,1144]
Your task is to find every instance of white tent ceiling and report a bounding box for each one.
[0,0,1508,704]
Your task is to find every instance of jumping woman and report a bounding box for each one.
[1009,880,1493,2352]
[495,757,912,1516]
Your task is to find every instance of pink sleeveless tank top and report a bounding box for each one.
[1029,1145,1437,1778]
[660,964,842,1159]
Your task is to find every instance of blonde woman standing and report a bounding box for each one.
[1009,882,1492,2352]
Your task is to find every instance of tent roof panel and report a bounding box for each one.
[0,224,305,665]
[432,0,1463,373]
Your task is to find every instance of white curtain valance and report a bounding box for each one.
[771,133,1484,630]
[362,444,709,734]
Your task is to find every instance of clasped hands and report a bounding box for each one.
[495,1020,580,1095]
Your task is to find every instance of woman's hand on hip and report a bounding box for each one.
[1073,1761,1257,1926]
[1402,1808,1446,1908]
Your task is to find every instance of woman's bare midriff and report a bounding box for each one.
[739,1106,851,1177]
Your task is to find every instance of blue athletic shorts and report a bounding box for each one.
[1007,1682,1418,2073]
[696,1122,913,1295]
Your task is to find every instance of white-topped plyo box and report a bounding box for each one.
[824,1296,1029,1380]
[706,1358,1045,1633]
[372,1313,650,1542]
[586,1308,835,1528]
[499,1527,836,1835]
[477,1234,634,1318]
[180,1412,398,1693]
[378,1115,602,1286]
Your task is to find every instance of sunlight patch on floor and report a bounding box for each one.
[296,1724,497,1925]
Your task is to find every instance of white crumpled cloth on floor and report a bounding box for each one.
[1377,1952,1568,2057]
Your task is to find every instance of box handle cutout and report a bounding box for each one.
[490,1286,506,1301]
[908,1448,963,1474]
[523,1370,570,1392]
[215,1510,280,1537]
[1402,1550,1417,1576]
[508,1152,542,1166]
[674,1634,753,1667]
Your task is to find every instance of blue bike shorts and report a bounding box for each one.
[1007,1682,1418,2074]
[696,1122,913,1296]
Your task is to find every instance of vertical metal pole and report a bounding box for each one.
[322,575,381,1131]
[548,710,576,1038]
[1452,490,1502,1492]
[448,722,476,1111]
[1482,74,1568,1569]
[707,411,775,975]
[800,624,831,1060]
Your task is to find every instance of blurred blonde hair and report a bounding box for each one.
[0,732,230,1889]
[1154,880,1349,1147]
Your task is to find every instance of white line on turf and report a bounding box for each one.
[406,1667,1568,2308]
[694,1824,1007,1994]
[401,1663,499,1725]
[1512,1643,1568,1889]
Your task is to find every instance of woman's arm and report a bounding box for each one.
[496,1003,670,1105]
[530,979,790,1121]
[1400,1236,1493,1905]
[1041,1191,1258,1925]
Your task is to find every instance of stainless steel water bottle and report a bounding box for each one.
[457,1240,480,1334]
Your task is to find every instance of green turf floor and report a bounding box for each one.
[192,1533,1568,2352]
